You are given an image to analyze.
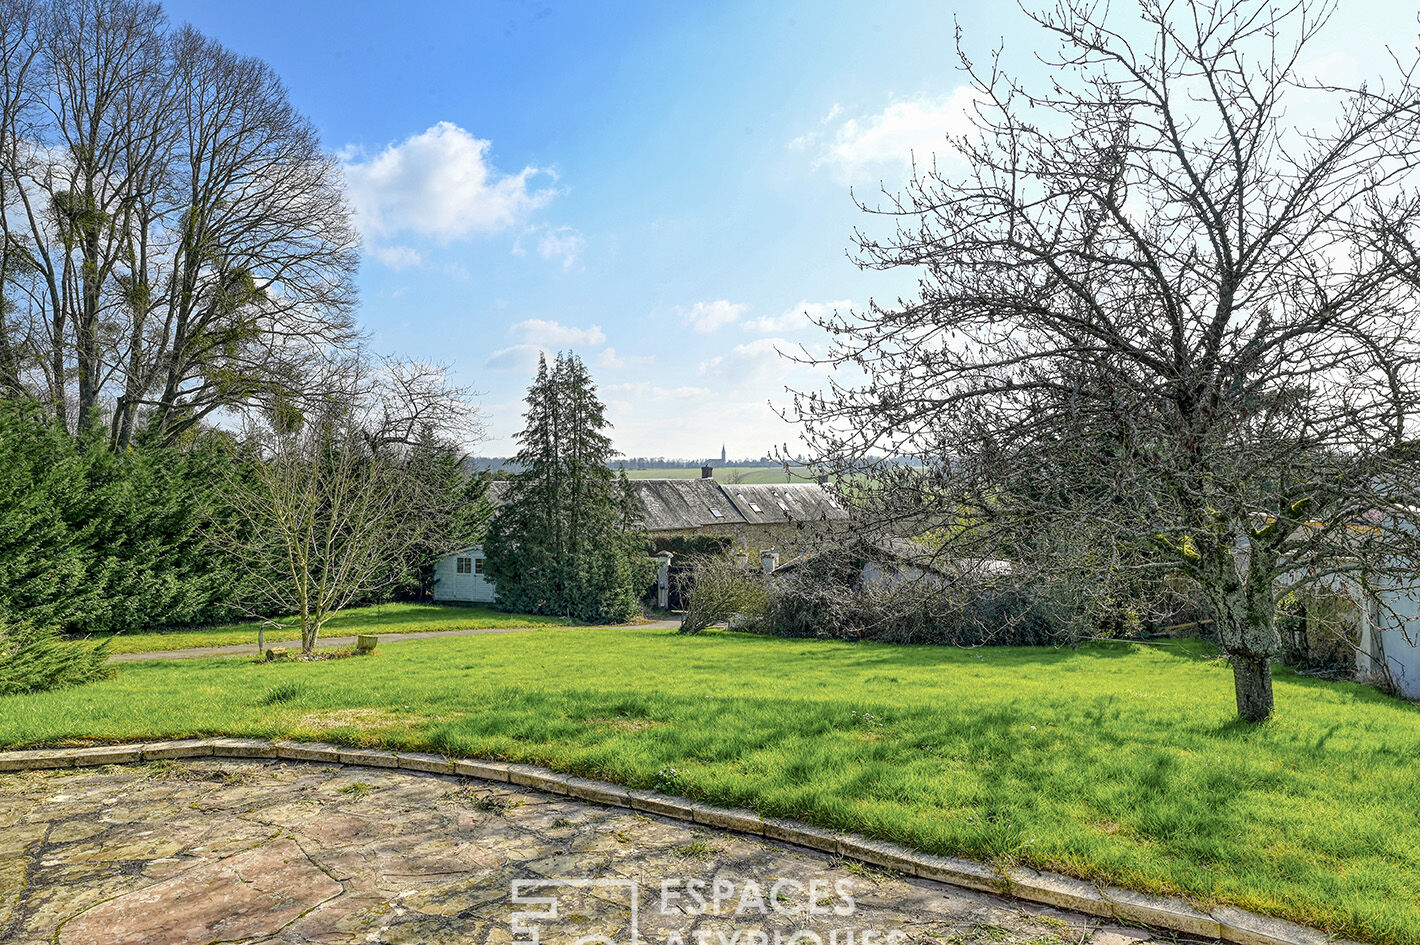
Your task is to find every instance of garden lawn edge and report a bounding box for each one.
[0,739,1360,945]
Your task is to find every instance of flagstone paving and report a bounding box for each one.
[0,760,1191,945]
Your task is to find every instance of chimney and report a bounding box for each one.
[760,550,779,574]
[701,465,714,479]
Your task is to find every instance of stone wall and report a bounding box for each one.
[650,521,842,559]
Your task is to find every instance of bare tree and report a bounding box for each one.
[0,0,358,445]
[0,0,172,431]
[359,356,486,450]
[796,0,1420,720]
[222,360,481,656]
[225,415,408,656]
[119,25,359,448]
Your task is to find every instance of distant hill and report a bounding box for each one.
[462,457,524,475]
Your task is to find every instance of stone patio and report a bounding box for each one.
[0,759,1185,945]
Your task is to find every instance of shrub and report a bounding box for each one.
[757,548,1066,646]
[678,555,770,635]
[0,402,254,634]
[568,542,653,624]
[0,614,110,695]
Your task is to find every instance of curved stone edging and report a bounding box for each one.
[0,739,1355,945]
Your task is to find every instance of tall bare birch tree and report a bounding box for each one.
[797,0,1420,721]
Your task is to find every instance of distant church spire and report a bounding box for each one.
[721,444,727,463]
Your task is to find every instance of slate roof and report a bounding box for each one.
[483,477,848,534]
[631,478,749,530]
[720,484,847,527]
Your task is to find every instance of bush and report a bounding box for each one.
[0,397,482,637]
[0,614,110,695]
[568,542,653,624]
[0,403,254,634]
[678,555,769,635]
[756,548,1066,646]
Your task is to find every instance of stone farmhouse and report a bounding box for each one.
[431,473,848,604]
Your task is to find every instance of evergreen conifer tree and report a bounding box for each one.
[485,353,648,621]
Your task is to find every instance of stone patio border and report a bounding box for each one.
[0,739,1357,945]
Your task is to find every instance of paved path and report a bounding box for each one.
[0,759,1183,945]
[107,619,682,663]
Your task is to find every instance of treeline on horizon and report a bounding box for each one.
[464,456,926,475]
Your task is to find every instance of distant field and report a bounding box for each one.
[622,466,818,484]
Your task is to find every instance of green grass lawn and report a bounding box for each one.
[87,602,576,654]
[3,628,1418,943]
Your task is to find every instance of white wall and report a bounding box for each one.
[432,546,498,604]
[857,561,946,590]
[1373,582,1420,700]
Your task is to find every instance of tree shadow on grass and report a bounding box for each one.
[774,637,1210,673]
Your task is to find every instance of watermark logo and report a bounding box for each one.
[510,876,907,945]
[510,878,640,945]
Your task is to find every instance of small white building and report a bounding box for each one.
[431,545,497,603]
[1279,570,1420,701]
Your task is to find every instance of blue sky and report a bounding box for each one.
[161,0,1419,459]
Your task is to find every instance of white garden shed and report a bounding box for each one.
[431,545,497,603]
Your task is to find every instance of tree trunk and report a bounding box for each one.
[75,221,103,433]
[1232,655,1274,722]
[299,599,316,657]
[1205,561,1281,723]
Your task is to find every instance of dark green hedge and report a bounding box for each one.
[0,404,249,635]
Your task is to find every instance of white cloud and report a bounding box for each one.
[366,244,423,269]
[605,382,711,400]
[538,226,586,269]
[699,337,809,384]
[484,344,550,373]
[596,395,803,462]
[795,88,978,178]
[342,121,554,241]
[510,318,606,347]
[598,347,654,369]
[679,299,747,333]
[745,298,852,334]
